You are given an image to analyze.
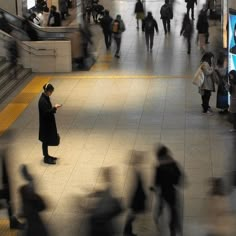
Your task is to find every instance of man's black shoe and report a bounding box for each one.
[48,155,58,161]
[44,156,56,165]
[10,216,25,230]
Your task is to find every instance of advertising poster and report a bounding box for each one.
[229,8,236,71]
[223,0,228,48]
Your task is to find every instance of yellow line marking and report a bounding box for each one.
[0,76,50,136]
[51,75,192,79]
[0,219,17,235]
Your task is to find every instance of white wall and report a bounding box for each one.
[19,41,72,72]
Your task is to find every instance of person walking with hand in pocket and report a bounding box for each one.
[143,11,158,52]
[38,83,62,165]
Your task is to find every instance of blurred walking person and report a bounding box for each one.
[196,9,209,53]
[7,38,18,79]
[48,5,61,26]
[180,13,193,54]
[123,151,147,236]
[19,165,50,236]
[38,83,62,164]
[228,70,236,132]
[186,0,197,20]
[215,52,229,114]
[134,0,144,30]
[151,145,184,236]
[85,167,123,236]
[0,147,25,230]
[206,178,236,236]
[160,0,173,35]
[100,10,113,50]
[143,12,158,52]
[111,14,126,58]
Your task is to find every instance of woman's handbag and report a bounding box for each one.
[192,65,205,87]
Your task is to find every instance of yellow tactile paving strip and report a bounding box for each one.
[53,74,192,79]
[0,220,17,236]
[0,76,50,136]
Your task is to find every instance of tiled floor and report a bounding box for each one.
[1,0,236,235]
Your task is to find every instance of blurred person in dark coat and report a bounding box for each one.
[38,83,62,164]
[48,5,61,26]
[206,178,236,236]
[228,70,236,132]
[134,0,145,30]
[59,0,67,20]
[180,13,193,54]
[123,150,147,236]
[19,165,50,236]
[196,8,209,52]
[0,147,25,230]
[151,144,184,236]
[214,53,228,114]
[84,167,123,236]
[100,10,113,50]
[186,0,197,20]
[7,38,19,78]
[22,19,38,41]
[143,11,158,52]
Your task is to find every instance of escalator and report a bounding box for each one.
[0,8,95,71]
[0,7,79,41]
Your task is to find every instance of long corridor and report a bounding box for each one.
[0,0,235,236]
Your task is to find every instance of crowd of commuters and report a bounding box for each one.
[95,0,215,57]
[1,0,236,235]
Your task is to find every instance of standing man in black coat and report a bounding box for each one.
[100,10,113,50]
[38,83,62,165]
[186,0,197,20]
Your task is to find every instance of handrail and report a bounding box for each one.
[0,30,56,57]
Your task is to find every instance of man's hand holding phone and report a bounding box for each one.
[55,104,62,109]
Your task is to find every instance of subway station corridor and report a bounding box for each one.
[0,0,236,235]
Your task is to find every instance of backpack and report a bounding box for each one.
[112,20,120,33]
[145,19,154,32]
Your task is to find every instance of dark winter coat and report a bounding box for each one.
[20,184,49,236]
[38,93,58,145]
[160,3,173,20]
[154,160,182,203]
[197,13,209,34]
[129,171,146,213]
[0,150,10,200]
[143,16,158,34]
[134,1,144,13]
[180,18,193,38]
[187,0,197,8]
[48,11,61,26]
[100,15,113,32]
